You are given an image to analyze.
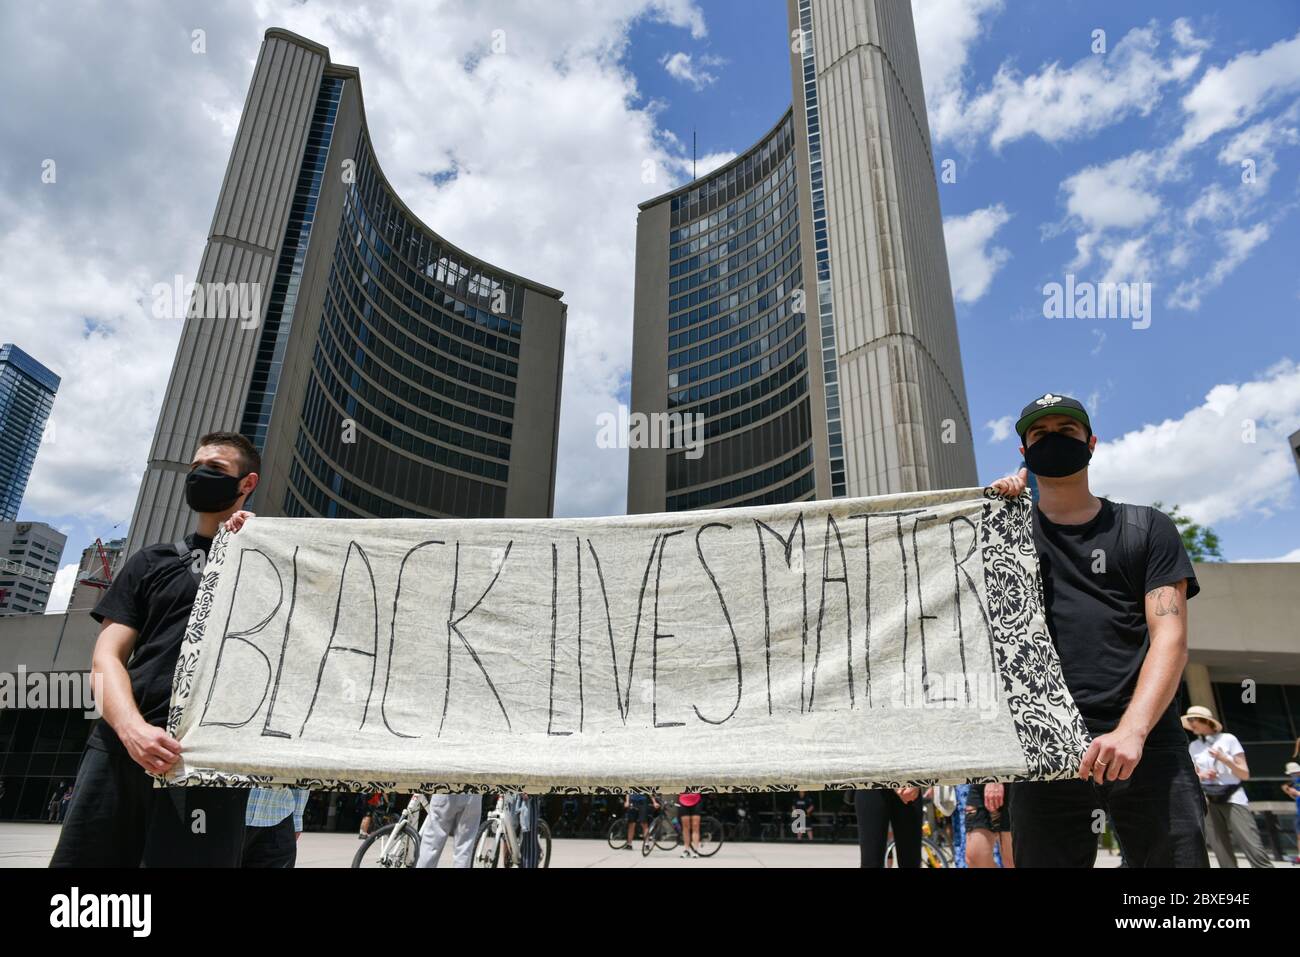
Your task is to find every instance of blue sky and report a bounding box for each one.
[2,0,1297,612]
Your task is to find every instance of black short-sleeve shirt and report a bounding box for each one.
[1032,500,1198,749]
[87,533,213,755]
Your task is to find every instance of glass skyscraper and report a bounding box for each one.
[0,344,60,522]
[126,30,567,555]
[628,0,977,513]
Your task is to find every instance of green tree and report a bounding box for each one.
[1152,501,1223,562]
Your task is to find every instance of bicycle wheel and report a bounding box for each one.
[693,816,725,857]
[472,819,506,868]
[607,818,630,849]
[352,822,421,868]
[921,838,946,868]
[641,816,661,856]
[883,838,946,868]
[654,815,679,851]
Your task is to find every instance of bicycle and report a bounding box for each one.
[884,818,951,868]
[352,793,427,868]
[472,794,553,868]
[641,805,724,858]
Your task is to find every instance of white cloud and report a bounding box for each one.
[1061,151,1163,234]
[660,51,724,90]
[1179,31,1300,148]
[935,21,1206,148]
[943,204,1012,303]
[913,0,1004,144]
[44,563,79,615]
[1089,359,1300,525]
[1168,222,1271,310]
[1215,110,1300,189]
[0,0,715,529]
[1183,183,1234,227]
[985,415,1014,443]
[1172,18,1210,53]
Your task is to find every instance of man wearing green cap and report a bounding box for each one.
[990,393,1208,868]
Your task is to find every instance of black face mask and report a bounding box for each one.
[185,466,245,514]
[1023,431,1092,478]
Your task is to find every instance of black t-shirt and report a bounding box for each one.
[1032,500,1198,749]
[87,533,213,755]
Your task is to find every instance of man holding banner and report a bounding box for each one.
[990,394,1208,868]
[50,432,262,868]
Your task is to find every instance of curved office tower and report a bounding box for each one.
[127,30,566,555]
[629,0,976,513]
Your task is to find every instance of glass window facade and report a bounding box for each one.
[660,113,816,511]
[0,345,60,522]
[0,706,90,821]
[240,76,345,452]
[283,111,532,520]
[797,0,846,498]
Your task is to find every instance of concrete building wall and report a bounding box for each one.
[790,0,977,495]
[0,522,66,616]
[627,201,672,514]
[126,33,329,555]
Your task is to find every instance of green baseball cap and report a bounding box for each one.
[1015,393,1092,440]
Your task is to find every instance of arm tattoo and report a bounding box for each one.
[1147,585,1180,616]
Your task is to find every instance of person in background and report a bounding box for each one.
[358,792,381,839]
[624,790,654,848]
[47,782,64,823]
[415,792,483,869]
[1183,705,1271,868]
[1281,761,1300,865]
[990,394,1207,868]
[58,785,73,823]
[242,787,310,867]
[677,791,704,858]
[965,782,1014,868]
[50,431,260,868]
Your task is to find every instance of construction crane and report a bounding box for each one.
[76,537,116,591]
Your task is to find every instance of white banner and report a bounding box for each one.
[164,488,1089,793]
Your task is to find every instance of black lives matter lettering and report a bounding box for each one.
[194,505,995,742]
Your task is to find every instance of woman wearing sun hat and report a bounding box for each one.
[1183,705,1272,868]
[1282,761,1300,865]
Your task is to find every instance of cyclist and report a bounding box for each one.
[678,791,703,857]
[624,790,656,849]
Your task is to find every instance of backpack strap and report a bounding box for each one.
[1116,503,1152,603]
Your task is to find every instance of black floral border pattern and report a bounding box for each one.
[160,492,1091,792]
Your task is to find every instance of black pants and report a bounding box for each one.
[50,744,248,868]
[855,789,923,868]
[1011,746,1209,867]
[242,816,298,868]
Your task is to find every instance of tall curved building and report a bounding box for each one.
[127,29,566,554]
[628,0,977,513]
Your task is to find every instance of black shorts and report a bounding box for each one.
[965,782,1012,833]
[677,801,702,817]
[625,804,648,823]
[50,743,248,867]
